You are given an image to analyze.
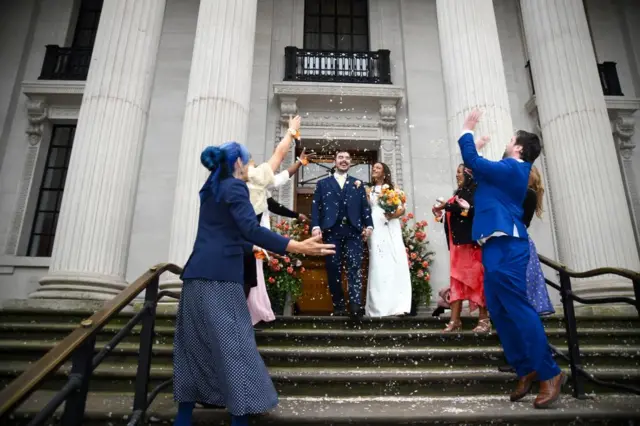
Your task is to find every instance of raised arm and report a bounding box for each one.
[458,131,512,185]
[267,115,301,172]
[267,197,298,219]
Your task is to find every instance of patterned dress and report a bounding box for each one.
[526,237,555,316]
[173,279,278,415]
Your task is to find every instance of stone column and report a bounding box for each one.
[436,0,515,167]
[163,0,259,292]
[32,0,166,300]
[520,0,640,300]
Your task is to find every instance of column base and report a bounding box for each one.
[31,272,128,300]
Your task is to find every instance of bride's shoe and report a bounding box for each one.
[443,319,462,332]
[472,318,492,334]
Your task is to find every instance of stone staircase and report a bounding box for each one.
[0,304,639,425]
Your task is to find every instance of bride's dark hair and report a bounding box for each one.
[370,162,394,188]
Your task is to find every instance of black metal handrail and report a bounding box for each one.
[39,45,93,80]
[525,60,624,97]
[284,46,392,84]
[0,263,183,426]
[538,254,640,398]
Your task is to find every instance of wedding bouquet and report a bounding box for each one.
[377,184,406,215]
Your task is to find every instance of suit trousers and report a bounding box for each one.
[482,236,561,381]
[323,224,364,310]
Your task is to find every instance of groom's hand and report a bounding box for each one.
[362,227,372,241]
[462,108,482,132]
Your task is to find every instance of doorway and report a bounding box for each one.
[293,146,378,315]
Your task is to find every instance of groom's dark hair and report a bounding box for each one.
[514,130,541,163]
[334,150,350,159]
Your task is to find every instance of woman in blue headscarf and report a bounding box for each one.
[172,141,334,426]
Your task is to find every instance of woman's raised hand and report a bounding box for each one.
[287,234,335,256]
[289,115,301,131]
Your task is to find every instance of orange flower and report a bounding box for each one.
[407,213,414,219]
[410,252,417,260]
[268,277,276,284]
[422,261,429,268]
[284,256,291,264]
[287,266,294,274]
[254,251,266,260]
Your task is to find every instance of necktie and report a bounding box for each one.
[336,175,345,189]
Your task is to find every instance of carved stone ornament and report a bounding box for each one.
[614,115,636,159]
[279,96,298,122]
[26,100,49,146]
[379,101,397,129]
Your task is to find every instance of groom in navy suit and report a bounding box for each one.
[458,109,564,409]
[311,151,373,318]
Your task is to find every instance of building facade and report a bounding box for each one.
[0,0,639,310]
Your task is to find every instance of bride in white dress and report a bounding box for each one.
[365,162,412,317]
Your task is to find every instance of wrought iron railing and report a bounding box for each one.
[0,263,183,426]
[39,45,93,80]
[284,46,392,84]
[538,254,640,398]
[525,60,624,97]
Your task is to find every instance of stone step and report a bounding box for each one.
[1,361,638,397]
[8,391,640,425]
[1,322,638,348]
[1,307,638,331]
[0,340,638,369]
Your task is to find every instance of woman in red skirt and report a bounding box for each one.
[433,165,489,333]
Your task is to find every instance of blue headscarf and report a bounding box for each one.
[200,142,251,202]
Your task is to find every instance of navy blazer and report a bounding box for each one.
[181,177,290,284]
[458,131,530,242]
[311,175,374,231]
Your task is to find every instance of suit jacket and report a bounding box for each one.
[311,175,374,231]
[444,185,476,249]
[182,177,290,284]
[458,131,530,242]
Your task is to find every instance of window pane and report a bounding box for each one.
[337,1,350,15]
[52,127,72,146]
[48,147,68,168]
[353,35,368,52]
[305,16,319,32]
[353,0,367,16]
[305,0,320,15]
[337,35,351,51]
[337,17,351,34]
[28,236,41,257]
[321,34,335,50]
[33,212,56,235]
[37,190,58,212]
[321,0,335,15]
[43,169,64,189]
[353,18,367,35]
[304,33,320,50]
[320,17,335,33]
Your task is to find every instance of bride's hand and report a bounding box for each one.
[286,235,335,256]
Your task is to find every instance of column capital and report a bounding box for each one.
[614,114,636,159]
[379,99,397,129]
[279,96,298,123]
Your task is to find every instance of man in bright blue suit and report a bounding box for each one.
[457,109,564,409]
[311,151,373,319]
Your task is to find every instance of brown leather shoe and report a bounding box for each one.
[510,371,537,402]
[534,372,566,409]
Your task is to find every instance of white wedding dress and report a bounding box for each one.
[365,185,412,317]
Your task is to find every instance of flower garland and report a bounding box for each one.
[401,213,434,308]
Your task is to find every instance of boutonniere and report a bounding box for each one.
[354,180,362,188]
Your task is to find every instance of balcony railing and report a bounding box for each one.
[39,45,92,81]
[526,60,623,97]
[284,46,391,85]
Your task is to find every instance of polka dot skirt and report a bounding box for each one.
[173,279,278,415]
[526,237,555,316]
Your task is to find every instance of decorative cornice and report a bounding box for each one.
[22,80,85,96]
[274,82,404,100]
[379,99,397,129]
[526,95,640,116]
